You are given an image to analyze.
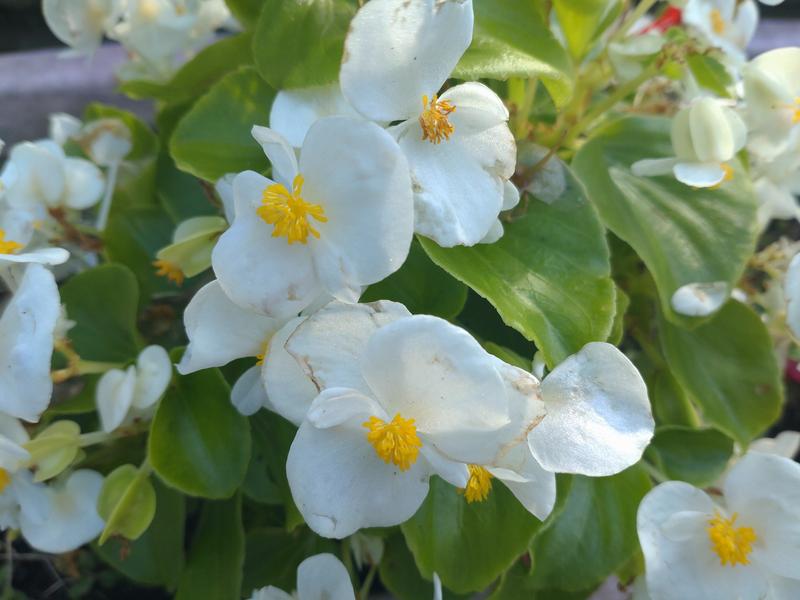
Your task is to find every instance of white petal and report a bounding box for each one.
[251,126,299,187]
[489,443,556,521]
[478,220,504,245]
[211,171,322,318]
[216,174,237,224]
[671,282,729,317]
[398,84,515,247]
[48,113,82,146]
[362,315,511,465]
[689,98,735,163]
[269,84,360,149]
[231,366,269,416]
[20,469,105,553]
[433,573,442,600]
[282,300,411,401]
[248,587,294,600]
[287,418,431,538]
[96,366,137,433]
[637,481,768,600]
[530,342,654,476]
[631,157,679,177]
[0,247,70,266]
[750,431,800,459]
[63,157,105,209]
[673,161,726,188]
[419,446,470,488]
[340,0,474,121]
[306,388,385,430]
[0,264,60,422]
[131,345,172,409]
[722,452,800,580]
[296,553,356,600]
[177,280,282,374]
[301,117,413,295]
[5,142,65,208]
[262,317,319,426]
[502,180,521,211]
[768,574,800,600]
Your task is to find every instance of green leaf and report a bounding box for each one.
[120,33,254,104]
[242,527,337,596]
[225,0,264,26]
[176,496,244,600]
[60,264,141,363]
[401,476,544,594]
[171,66,276,182]
[97,465,157,543]
[96,478,185,588]
[572,116,759,326]
[646,426,734,486]
[380,533,469,600]
[420,165,616,368]
[253,0,356,90]
[243,411,297,509]
[361,239,468,320]
[552,0,622,61]
[687,53,733,98]
[648,369,700,427]
[156,154,218,222]
[490,562,594,600]
[658,300,783,446]
[527,465,651,591]
[455,0,573,106]
[149,362,251,499]
[608,286,630,345]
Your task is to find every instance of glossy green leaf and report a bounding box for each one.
[490,562,594,600]
[648,369,700,428]
[421,165,616,368]
[527,465,651,591]
[97,465,157,543]
[401,477,543,594]
[243,411,297,509]
[253,0,356,90]
[120,33,253,104]
[176,496,244,600]
[608,286,630,345]
[687,53,733,98]
[96,478,185,588]
[646,426,734,486]
[171,66,276,182]
[552,0,621,61]
[149,362,251,499]
[60,264,141,363]
[225,0,264,26]
[658,300,783,446]
[242,527,337,596]
[156,153,218,222]
[455,0,573,106]
[362,239,468,320]
[572,116,759,326]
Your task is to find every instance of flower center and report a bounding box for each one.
[255,338,271,366]
[709,9,726,35]
[707,511,757,566]
[257,174,328,245]
[153,259,184,285]
[363,414,422,471]
[419,95,456,144]
[0,229,22,255]
[0,468,10,494]
[793,98,800,124]
[460,465,493,503]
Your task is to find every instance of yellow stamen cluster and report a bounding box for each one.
[153,259,185,286]
[793,98,800,124]
[0,229,22,255]
[0,468,10,494]
[257,174,328,245]
[460,465,493,503]
[419,95,456,144]
[255,339,271,366]
[710,9,726,35]
[363,414,422,471]
[707,511,757,566]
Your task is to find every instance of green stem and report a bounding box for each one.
[341,538,357,586]
[359,563,379,600]
[77,360,125,375]
[512,78,538,140]
[643,461,668,484]
[613,0,659,42]
[78,431,114,448]
[2,532,13,600]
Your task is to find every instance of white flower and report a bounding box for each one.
[751,134,800,228]
[0,207,70,267]
[340,0,517,247]
[671,282,729,317]
[42,0,124,57]
[177,280,305,416]
[683,0,758,62]
[49,113,83,146]
[286,315,522,538]
[263,299,411,426]
[77,118,133,167]
[96,345,172,432]
[785,252,800,339]
[1,140,104,211]
[750,431,800,459]
[743,48,800,152]
[609,33,666,81]
[637,452,800,600]
[631,97,747,188]
[211,118,413,317]
[20,469,105,554]
[248,553,355,600]
[0,264,61,422]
